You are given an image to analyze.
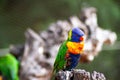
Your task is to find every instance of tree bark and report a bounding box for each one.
[55,69,106,80]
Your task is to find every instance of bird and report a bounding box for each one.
[0,53,19,80]
[53,27,84,73]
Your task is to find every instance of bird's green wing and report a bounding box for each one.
[0,53,19,80]
[53,40,68,73]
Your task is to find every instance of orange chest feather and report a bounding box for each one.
[66,41,84,54]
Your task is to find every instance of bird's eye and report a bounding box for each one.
[80,36,84,41]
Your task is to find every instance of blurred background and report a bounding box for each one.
[0,0,120,80]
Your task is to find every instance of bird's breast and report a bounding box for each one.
[66,41,84,54]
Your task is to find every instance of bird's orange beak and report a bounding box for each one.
[80,36,84,41]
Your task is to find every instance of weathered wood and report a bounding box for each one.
[91,71,106,80]
[10,44,24,60]
[20,29,52,80]
[55,69,106,80]
[72,69,90,80]
[55,70,72,80]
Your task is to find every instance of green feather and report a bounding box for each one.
[0,53,19,80]
[53,40,68,73]
[68,30,72,40]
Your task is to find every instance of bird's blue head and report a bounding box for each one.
[68,27,84,42]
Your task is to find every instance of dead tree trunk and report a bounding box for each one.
[55,69,106,80]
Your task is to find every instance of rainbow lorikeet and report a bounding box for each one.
[53,27,84,73]
[0,53,19,80]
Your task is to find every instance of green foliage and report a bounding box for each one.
[77,50,117,80]
[0,53,19,80]
[0,0,120,47]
